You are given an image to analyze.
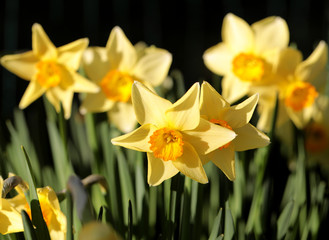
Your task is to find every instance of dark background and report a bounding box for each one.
[0,0,328,120]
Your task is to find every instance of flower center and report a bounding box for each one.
[210,119,233,150]
[149,127,184,161]
[232,53,265,82]
[100,70,134,102]
[36,60,62,88]
[284,81,318,111]
[25,194,53,226]
[305,123,328,153]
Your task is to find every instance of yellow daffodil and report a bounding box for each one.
[305,94,329,167]
[0,23,99,119]
[0,176,66,240]
[80,26,172,133]
[257,41,328,131]
[111,82,236,186]
[199,82,270,180]
[203,13,289,103]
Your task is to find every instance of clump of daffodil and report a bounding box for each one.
[304,94,329,168]
[0,175,66,240]
[203,13,289,103]
[256,41,328,132]
[200,82,270,180]
[0,23,99,119]
[80,26,172,133]
[111,82,237,186]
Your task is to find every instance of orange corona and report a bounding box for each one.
[232,53,265,82]
[285,81,318,111]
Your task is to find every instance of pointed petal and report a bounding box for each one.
[207,146,235,180]
[106,26,137,71]
[70,71,100,93]
[111,123,156,152]
[0,209,24,234]
[80,92,114,113]
[165,83,200,131]
[1,51,39,80]
[222,13,254,53]
[172,142,208,184]
[234,124,270,151]
[32,23,57,59]
[60,90,74,119]
[252,16,289,53]
[203,42,233,76]
[19,78,46,109]
[222,93,259,129]
[132,82,171,126]
[45,89,61,112]
[221,74,249,103]
[108,102,138,133]
[275,47,302,76]
[184,118,236,155]
[147,153,179,186]
[132,49,172,86]
[57,38,89,70]
[285,105,313,129]
[82,47,111,83]
[296,41,328,83]
[200,81,229,120]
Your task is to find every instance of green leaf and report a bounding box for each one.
[277,200,294,239]
[21,146,38,202]
[209,208,223,240]
[30,199,51,240]
[224,201,235,240]
[21,210,37,240]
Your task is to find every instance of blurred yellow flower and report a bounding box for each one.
[203,13,289,103]
[111,82,236,186]
[78,221,122,240]
[80,26,172,133]
[0,177,66,240]
[200,82,270,180]
[0,23,99,119]
[257,41,328,131]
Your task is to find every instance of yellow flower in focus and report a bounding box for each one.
[80,26,172,133]
[257,41,328,131]
[203,13,289,103]
[200,82,270,180]
[111,82,236,186]
[0,23,99,119]
[0,177,66,240]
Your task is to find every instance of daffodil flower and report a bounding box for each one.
[0,23,99,119]
[203,13,289,103]
[111,82,236,186]
[257,41,328,131]
[199,82,270,180]
[0,176,66,240]
[80,26,172,133]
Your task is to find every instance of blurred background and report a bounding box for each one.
[0,0,328,120]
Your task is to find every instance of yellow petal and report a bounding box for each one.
[183,118,236,155]
[132,82,171,126]
[200,81,229,120]
[82,47,111,83]
[0,51,39,80]
[60,90,74,119]
[252,16,289,54]
[234,124,270,151]
[222,93,259,129]
[32,23,57,59]
[147,153,179,186]
[57,38,89,70]
[296,41,328,84]
[19,78,46,109]
[165,83,200,131]
[80,92,114,113]
[45,88,61,112]
[0,210,24,234]
[222,13,254,53]
[203,42,233,76]
[207,146,235,180]
[70,71,100,93]
[172,142,208,184]
[111,123,157,152]
[285,104,313,129]
[106,26,137,71]
[108,102,138,133]
[275,47,302,77]
[132,49,172,86]
[222,74,249,103]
